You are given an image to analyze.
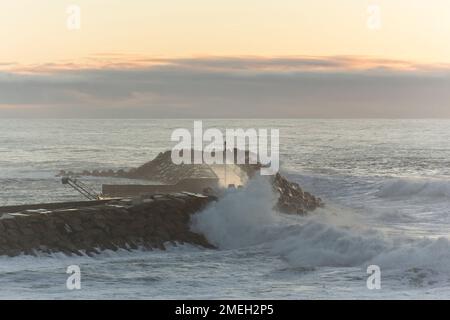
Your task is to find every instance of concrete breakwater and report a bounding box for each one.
[59,149,324,214]
[0,192,214,257]
[0,174,323,257]
[1,150,324,257]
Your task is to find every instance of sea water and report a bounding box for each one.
[0,119,450,299]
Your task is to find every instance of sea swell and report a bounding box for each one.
[191,178,450,281]
[375,177,450,199]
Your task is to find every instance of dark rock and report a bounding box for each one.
[271,173,324,215]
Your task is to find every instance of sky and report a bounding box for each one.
[1,0,450,118]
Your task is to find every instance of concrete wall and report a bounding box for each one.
[102,178,219,197]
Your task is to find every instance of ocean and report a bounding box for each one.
[1,119,450,299]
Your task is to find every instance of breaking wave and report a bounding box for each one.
[375,177,450,198]
[191,178,450,275]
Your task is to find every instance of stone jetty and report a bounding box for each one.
[0,149,324,257]
[0,192,214,257]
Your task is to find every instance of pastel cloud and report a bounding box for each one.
[1,56,450,118]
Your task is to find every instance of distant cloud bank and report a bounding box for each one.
[1,56,450,118]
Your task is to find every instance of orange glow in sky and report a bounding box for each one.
[1,0,450,69]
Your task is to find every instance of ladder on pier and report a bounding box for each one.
[61,177,101,200]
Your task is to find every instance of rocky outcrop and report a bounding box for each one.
[0,193,214,257]
[272,173,323,215]
[59,149,324,216]
[58,151,219,184]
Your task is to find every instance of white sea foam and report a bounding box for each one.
[191,176,280,249]
[376,177,450,198]
[192,178,450,276]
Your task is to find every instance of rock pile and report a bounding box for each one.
[233,154,324,215]
[272,173,323,215]
[59,151,218,184]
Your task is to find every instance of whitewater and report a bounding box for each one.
[1,119,450,299]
